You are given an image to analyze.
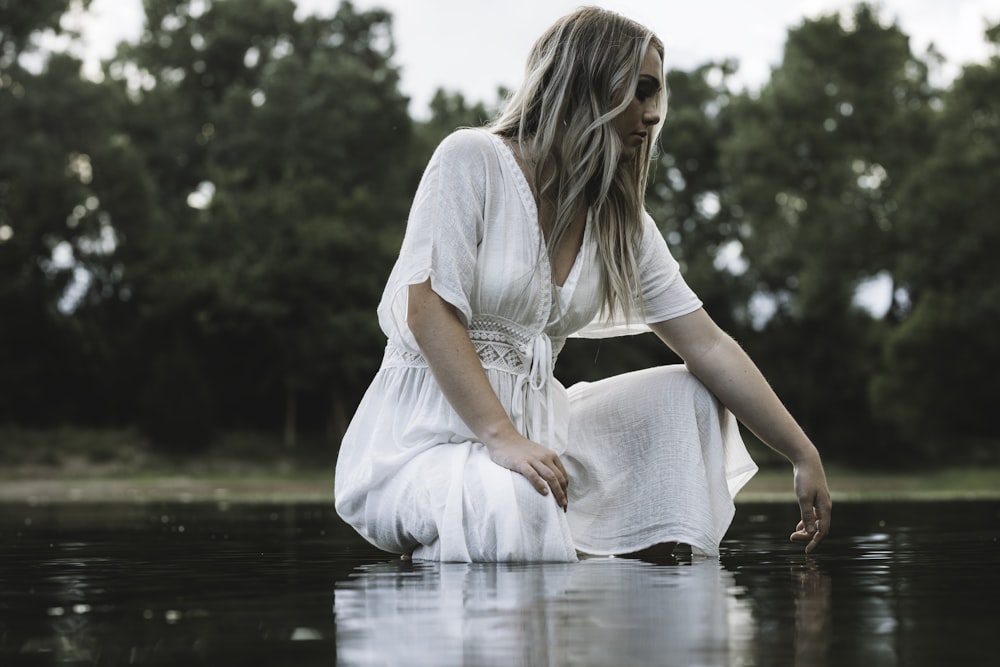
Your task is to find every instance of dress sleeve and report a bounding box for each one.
[377,130,490,338]
[574,211,702,338]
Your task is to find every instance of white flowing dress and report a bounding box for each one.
[334,129,758,562]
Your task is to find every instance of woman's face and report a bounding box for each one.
[614,45,664,159]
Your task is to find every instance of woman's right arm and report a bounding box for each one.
[407,279,568,510]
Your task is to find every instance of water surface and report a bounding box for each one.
[1,500,997,665]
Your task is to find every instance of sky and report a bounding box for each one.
[63,0,1000,117]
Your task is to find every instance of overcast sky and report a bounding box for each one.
[64,0,1000,115]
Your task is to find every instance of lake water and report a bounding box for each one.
[1,499,997,666]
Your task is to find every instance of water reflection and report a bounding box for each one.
[335,557,761,666]
[792,560,833,667]
[2,501,997,666]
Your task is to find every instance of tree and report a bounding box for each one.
[98,0,413,447]
[719,3,936,463]
[0,0,132,426]
[870,23,1000,461]
[0,0,90,69]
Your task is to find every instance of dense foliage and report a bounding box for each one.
[1,1,997,464]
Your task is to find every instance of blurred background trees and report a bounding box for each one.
[716,4,937,463]
[1,1,997,466]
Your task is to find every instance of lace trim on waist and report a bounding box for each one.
[382,315,565,374]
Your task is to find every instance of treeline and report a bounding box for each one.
[1,1,997,465]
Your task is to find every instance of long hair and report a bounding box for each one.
[490,7,666,321]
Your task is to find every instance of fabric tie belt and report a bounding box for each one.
[383,315,561,449]
[511,332,557,450]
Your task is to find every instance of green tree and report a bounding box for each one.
[0,0,134,426]
[720,3,936,463]
[871,23,1000,461]
[0,0,90,68]
[99,0,413,447]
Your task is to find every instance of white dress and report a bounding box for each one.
[334,129,758,562]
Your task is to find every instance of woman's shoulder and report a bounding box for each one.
[439,126,497,148]
[422,129,507,193]
[638,209,662,243]
[432,128,501,164]
[636,208,681,267]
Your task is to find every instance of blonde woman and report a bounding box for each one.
[335,7,831,562]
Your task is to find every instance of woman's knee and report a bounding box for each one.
[646,365,713,399]
[644,366,720,423]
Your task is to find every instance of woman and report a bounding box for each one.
[335,7,831,562]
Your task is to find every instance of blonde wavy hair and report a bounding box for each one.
[491,6,666,321]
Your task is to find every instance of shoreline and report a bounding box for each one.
[2,467,999,504]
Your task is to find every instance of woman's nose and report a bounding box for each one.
[643,103,661,127]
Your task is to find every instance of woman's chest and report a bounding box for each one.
[471,208,602,335]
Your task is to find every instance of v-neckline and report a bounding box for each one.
[555,214,590,295]
[490,132,588,290]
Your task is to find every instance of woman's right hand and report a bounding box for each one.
[484,432,569,511]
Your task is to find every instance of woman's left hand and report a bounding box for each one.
[789,454,832,554]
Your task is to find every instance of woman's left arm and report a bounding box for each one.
[649,308,832,554]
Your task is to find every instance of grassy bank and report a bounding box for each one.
[0,426,335,503]
[0,426,333,476]
[741,465,1000,502]
[1,427,999,503]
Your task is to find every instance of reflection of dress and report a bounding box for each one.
[334,559,755,666]
[334,129,757,561]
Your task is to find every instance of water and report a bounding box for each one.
[1,500,997,666]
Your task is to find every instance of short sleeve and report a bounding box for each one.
[377,130,491,339]
[574,211,702,338]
